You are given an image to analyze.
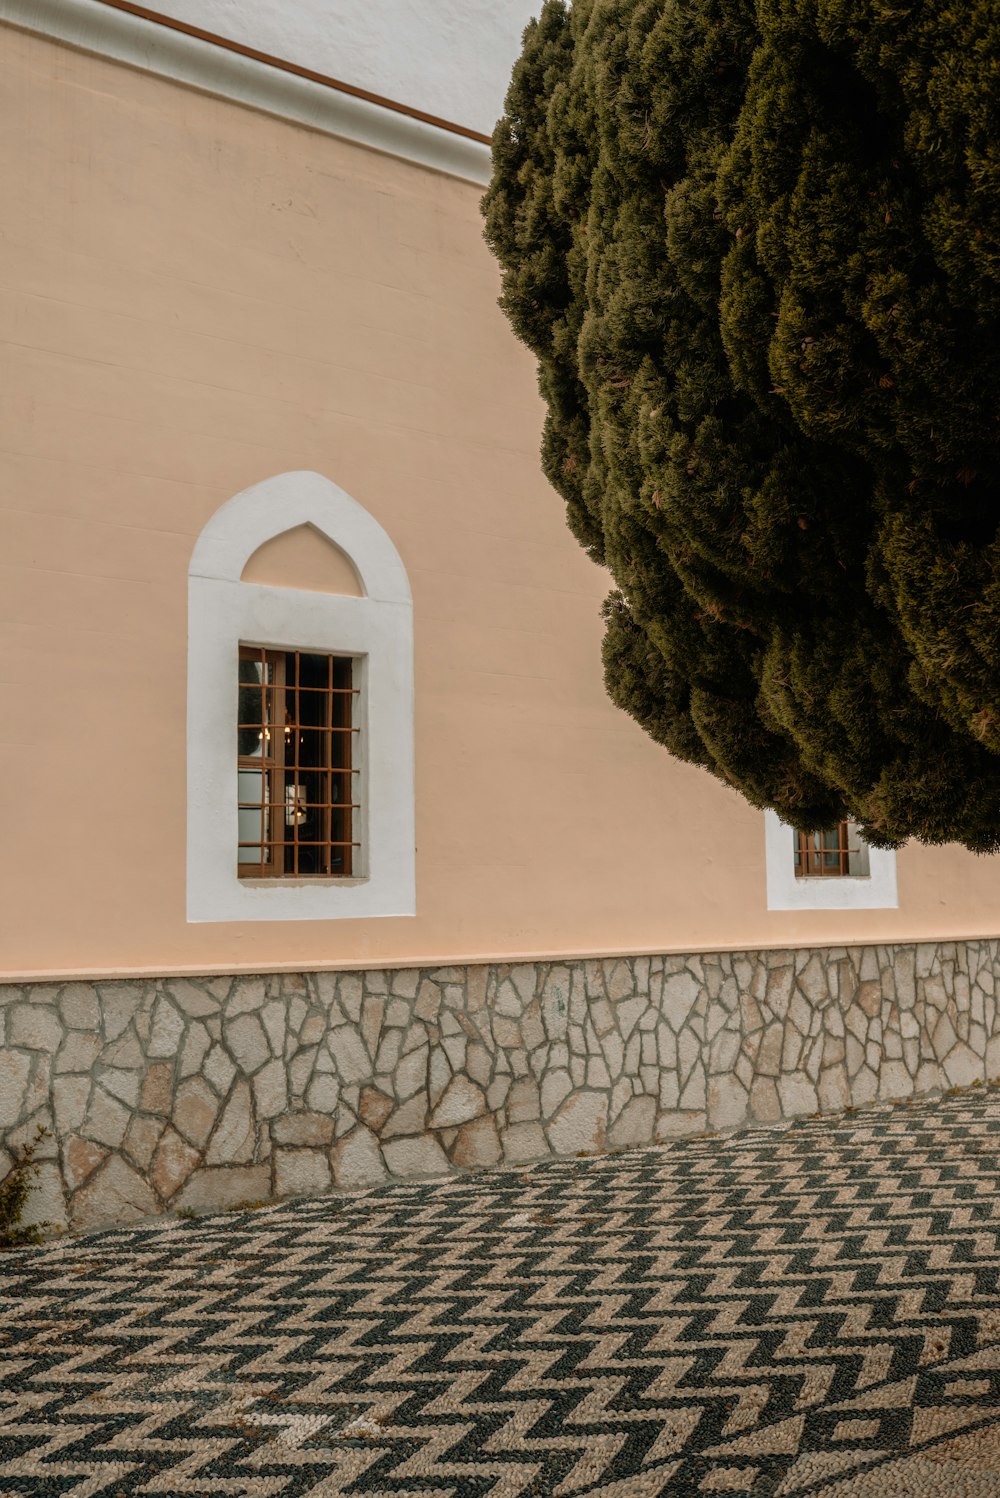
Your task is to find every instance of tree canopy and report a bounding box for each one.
[482,0,1000,850]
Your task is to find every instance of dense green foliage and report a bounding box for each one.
[0,1128,48,1250]
[483,0,1000,848]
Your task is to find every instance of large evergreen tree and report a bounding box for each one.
[483,0,1000,850]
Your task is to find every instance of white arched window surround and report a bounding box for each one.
[764,811,897,911]
[187,471,415,923]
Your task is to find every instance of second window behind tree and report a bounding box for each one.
[794,821,870,879]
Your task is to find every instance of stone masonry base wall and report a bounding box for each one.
[2,942,997,1234]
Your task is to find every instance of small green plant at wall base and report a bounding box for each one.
[0,1126,51,1250]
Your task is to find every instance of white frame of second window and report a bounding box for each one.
[764,810,898,911]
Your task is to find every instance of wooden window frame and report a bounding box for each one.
[237,644,360,881]
[794,820,852,879]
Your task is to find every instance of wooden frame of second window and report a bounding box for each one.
[794,820,852,878]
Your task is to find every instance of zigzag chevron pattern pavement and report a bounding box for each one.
[6,1089,1000,1496]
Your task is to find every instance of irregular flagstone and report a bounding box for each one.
[2,941,999,1227]
[54,1032,101,1074]
[450,1113,502,1169]
[63,1135,108,1191]
[305,1073,340,1113]
[172,1077,219,1150]
[225,1014,270,1075]
[226,979,267,1017]
[202,1042,234,1096]
[72,1154,157,1231]
[8,1005,62,1053]
[750,1077,782,1123]
[428,1075,485,1129]
[272,1112,335,1148]
[122,1114,165,1171]
[331,1126,386,1188]
[173,1164,270,1215]
[169,981,220,1019]
[147,996,185,1059]
[505,1077,540,1124]
[547,1091,607,1156]
[100,1068,141,1108]
[83,1088,131,1150]
[18,1159,66,1230]
[381,1094,427,1138]
[358,1086,394,1133]
[707,1075,749,1133]
[0,1052,31,1128]
[60,985,100,1030]
[382,1134,449,1178]
[608,1095,657,1148]
[98,986,139,1042]
[150,1127,201,1202]
[140,1063,174,1116]
[252,1058,288,1120]
[205,1081,255,1165]
[501,1121,547,1163]
[51,1074,90,1135]
[274,1148,332,1198]
[329,1027,370,1083]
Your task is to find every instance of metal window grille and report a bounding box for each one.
[237,645,360,879]
[793,821,852,878]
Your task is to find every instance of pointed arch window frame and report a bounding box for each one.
[187,471,415,923]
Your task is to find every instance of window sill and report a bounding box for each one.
[237,877,369,889]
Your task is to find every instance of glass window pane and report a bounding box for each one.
[238,656,272,756]
[238,768,268,863]
[238,648,356,880]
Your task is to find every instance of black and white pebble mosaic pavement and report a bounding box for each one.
[5,1087,1000,1495]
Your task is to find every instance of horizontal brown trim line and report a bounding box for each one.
[94,0,492,145]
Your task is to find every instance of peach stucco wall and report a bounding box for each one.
[3,26,1000,979]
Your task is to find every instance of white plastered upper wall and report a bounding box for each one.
[0,0,496,184]
[121,0,542,139]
